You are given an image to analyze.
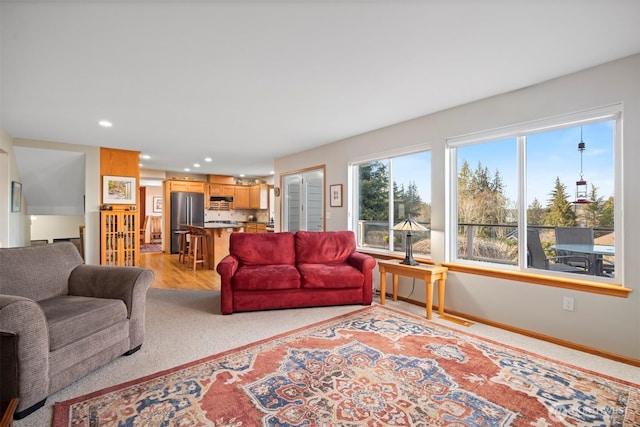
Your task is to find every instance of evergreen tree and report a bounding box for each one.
[583,184,604,227]
[544,177,576,226]
[457,161,475,223]
[599,196,615,228]
[359,161,389,221]
[527,197,545,226]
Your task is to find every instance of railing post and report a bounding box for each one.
[466,224,474,260]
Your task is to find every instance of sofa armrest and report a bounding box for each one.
[216,255,239,314]
[68,265,154,349]
[348,252,376,272]
[348,252,376,305]
[0,295,49,412]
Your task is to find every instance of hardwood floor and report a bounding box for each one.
[139,250,220,291]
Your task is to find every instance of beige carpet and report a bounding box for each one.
[15,289,640,426]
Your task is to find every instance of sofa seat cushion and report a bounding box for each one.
[230,232,296,265]
[298,263,364,289]
[295,231,356,264]
[233,265,301,290]
[39,295,128,351]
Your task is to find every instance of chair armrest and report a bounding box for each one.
[216,255,239,315]
[0,295,49,412]
[550,255,592,270]
[68,265,154,349]
[68,265,154,315]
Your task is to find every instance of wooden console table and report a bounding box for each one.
[378,260,448,320]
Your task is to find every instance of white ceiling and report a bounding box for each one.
[2,0,640,179]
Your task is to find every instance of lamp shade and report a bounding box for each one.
[393,217,428,232]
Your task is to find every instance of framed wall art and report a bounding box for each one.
[329,184,343,207]
[103,175,136,204]
[11,181,22,212]
[153,196,163,213]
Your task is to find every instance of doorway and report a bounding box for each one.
[282,166,325,232]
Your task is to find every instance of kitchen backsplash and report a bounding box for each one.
[205,209,271,223]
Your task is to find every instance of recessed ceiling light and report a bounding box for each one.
[140,154,151,160]
[239,174,245,177]
[193,163,200,168]
[98,120,113,128]
[184,168,191,172]
[204,157,212,162]
[269,170,275,175]
[139,163,143,167]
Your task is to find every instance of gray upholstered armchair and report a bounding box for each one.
[0,242,154,419]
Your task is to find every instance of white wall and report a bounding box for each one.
[275,53,640,360]
[0,129,29,247]
[12,138,101,264]
[30,215,84,242]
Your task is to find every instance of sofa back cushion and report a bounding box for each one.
[295,231,356,264]
[230,232,296,265]
[0,242,83,301]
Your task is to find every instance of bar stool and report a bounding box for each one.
[175,230,189,264]
[186,226,209,271]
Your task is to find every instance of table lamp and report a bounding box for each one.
[393,216,428,265]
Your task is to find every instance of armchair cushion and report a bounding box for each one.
[39,296,127,351]
[0,243,82,300]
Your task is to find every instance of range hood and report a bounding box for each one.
[209,196,233,211]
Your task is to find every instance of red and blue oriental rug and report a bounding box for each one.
[53,305,639,426]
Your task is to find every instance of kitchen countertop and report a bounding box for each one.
[203,222,246,229]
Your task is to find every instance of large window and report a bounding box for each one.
[351,149,431,258]
[449,106,621,283]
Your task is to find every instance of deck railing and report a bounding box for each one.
[357,220,613,266]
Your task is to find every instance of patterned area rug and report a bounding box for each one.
[53,305,639,426]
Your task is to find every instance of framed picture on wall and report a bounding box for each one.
[330,184,343,207]
[11,181,22,212]
[103,176,136,204]
[153,196,162,213]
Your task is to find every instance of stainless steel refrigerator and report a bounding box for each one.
[170,192,204,253]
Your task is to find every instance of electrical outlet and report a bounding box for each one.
[563,296,575,311]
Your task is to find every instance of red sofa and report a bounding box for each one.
[216,230,376,314]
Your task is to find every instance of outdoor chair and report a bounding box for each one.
[555,226,614,276]
[526,229,590,273]
[555,226,593,270]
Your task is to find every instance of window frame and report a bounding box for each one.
[446,104,624,286]
[349,144,432,258]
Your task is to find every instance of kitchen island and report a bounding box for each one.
[196,222,245,270]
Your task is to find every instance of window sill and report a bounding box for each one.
[441,263,631,298]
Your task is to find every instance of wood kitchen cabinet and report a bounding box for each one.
[243,222,266,233]
[208,184,235,202]
[166,180,205,193]
[100,210,139,266]
[249,184,269,209]
[233,186,251,209]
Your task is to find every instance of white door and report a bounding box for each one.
[282,168,324,232]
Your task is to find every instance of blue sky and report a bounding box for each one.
[456,121,614,206]
[387,120,614,207]
[392,151,431,202]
